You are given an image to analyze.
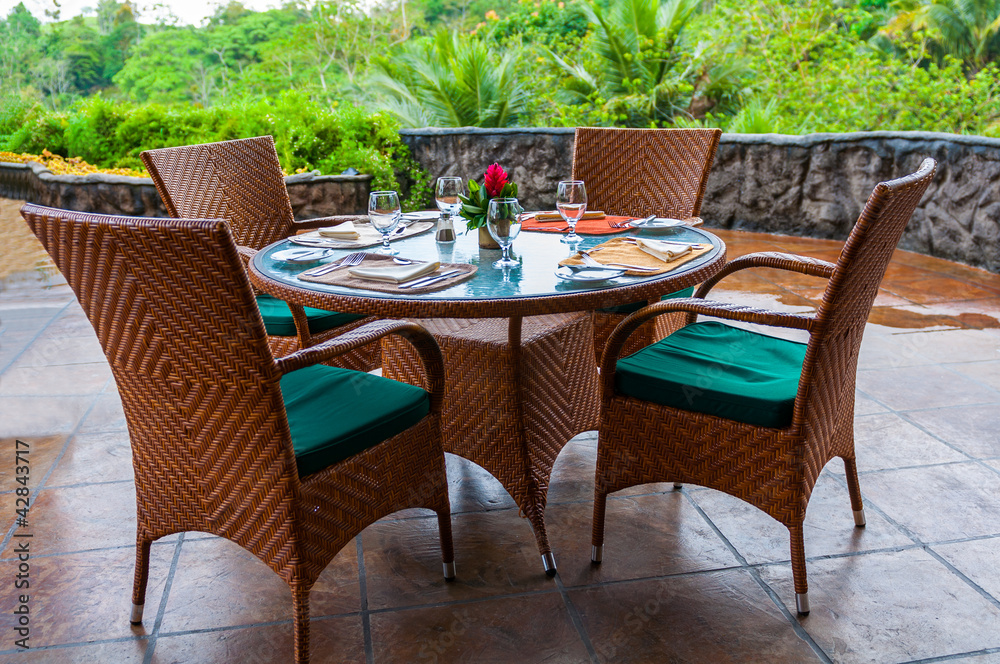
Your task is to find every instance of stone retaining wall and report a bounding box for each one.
[401,128,1000,273]
[0,160,372,221]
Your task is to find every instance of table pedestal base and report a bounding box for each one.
[383,312,600,574]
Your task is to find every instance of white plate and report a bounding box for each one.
[272,247,335,263]
[401,210,441,221]
[554,265,626,282]
[629,217,688,231]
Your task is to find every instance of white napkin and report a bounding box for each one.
[349,261,440,283]
[318,222,360,239]
[635,238,693,262]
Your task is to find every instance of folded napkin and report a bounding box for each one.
[634,238,693,262]
[533,210,606,222]
[318,221,360,240]
[348,260,440,283]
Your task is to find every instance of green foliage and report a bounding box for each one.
[459,178,519,228]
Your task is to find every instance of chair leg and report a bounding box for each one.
[130,537,152,624]
[842,456,867,527]
[789,523,809,615]
[591,489,607,564]
[437,509,456,580]
[292,583,310,664]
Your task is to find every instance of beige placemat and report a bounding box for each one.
[297,254,477,294]
[559,237,712,276]
[290,221,434,249]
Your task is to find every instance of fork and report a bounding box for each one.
[609,215,655,229]
[304,252,365,277]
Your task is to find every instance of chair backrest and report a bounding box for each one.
[20,203,300,544]
[142,136,296,250]
[572,127,722,218]
[794,158,937,437]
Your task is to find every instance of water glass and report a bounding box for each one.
[556,180,587,244]
[435,176,463,243]
[368,190,401,255]
[486,197,523,268]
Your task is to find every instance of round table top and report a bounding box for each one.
[249,222,727,319]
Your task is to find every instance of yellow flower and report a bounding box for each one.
[558,2,564,7]
[485,9,498,19]
[531,11,538,16]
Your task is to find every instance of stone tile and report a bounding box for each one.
[903,405,1000,458]
[688,473,911,565]
[547,435,597,505]
[370,592,589,664]
[855,365,1000,411]
[445,454,516,514]
[913,297,1000,331]
[759,548,1000,663]
[916,328,1000,364]
[569,570,820,663]
[1,481,137,558]
[545,493,740,587]
[12,334,105,367]
[0,435,65,495]
[950,360,1000,392]
[861,462,1000,542]
[853,391,888,415]
[0,544,172,647]
[75,394,127,434]
[152,617,365,664]
[857,331,939,370]
[362,508,550,611]
[933,536,1000,601]
[848,412,968,472]
[0,396,93,438]
[941,654,1000,664]
[46,430,134,486]
[0,362,110,396]
[867,307,965,332]
[160,536,360,633]
[0,640,147,662]
[885,276,1000,304]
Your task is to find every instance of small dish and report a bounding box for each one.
[272,247,336,263]
[554,265,626,282]
[400,210,440,221]
[629,217,688,232]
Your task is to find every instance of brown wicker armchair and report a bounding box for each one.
[572,126,722,360]
[21,203,455,664]
[141,135,379,371]
[592,158,936,615]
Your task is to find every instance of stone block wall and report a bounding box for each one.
[400,128,1000,273]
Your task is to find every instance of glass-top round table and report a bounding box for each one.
[249,223,727,319]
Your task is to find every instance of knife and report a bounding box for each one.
[398,269,462,289]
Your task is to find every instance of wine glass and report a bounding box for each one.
[435,176,463,243]
[556,180,587,244]
[368,190,401,255]
[486,197,523,269]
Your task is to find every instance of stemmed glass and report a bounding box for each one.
[556,180,587,244]
[486,197,523,269]
[435,176,463,243]
[368,190,401,255]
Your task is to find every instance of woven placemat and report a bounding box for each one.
[290,221,434,249]
[559,237,712,276]
[297,254,477,294]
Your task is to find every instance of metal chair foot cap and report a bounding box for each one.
[795,593,810,615]
[591,544,603,563]
[542,552,557,576]
[130,603,144,624]
[673,483,683,490]
[854,509,867,527]
[443,561,456,581]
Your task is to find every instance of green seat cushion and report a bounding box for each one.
[257,293,364,337]
[280,364,430,477]
[615,321,807,428]
[596,286,695,315]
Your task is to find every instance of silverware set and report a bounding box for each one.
[608,215,656,229]
[302,251,365,277]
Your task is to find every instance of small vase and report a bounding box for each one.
[478,226,500,249]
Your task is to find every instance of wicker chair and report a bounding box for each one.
[21,203,455,664]
[572,127,722,360]
[592,158,936,615]
[141,135,379,371]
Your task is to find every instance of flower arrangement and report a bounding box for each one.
[459,162,518,230]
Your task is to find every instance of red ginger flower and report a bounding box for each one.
[484,162,509,197]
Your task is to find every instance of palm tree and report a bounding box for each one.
[368,30,530,128]
[884,0,1000,71]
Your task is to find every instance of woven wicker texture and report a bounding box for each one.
[20,203,453,663]
[593,158,937,609]
[383,313,600,563]
[572,127,722,359]
[141,136,378,371]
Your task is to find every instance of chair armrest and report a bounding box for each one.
[236,245,257,268]
[600,297,816,388]
[694,251,835,299]
[290,215,369,232]
[273,319,445,411]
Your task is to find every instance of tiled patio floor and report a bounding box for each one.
[1,198,999,663]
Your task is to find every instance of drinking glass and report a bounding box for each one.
[435,176,463,243]
[486,197,523,268]
[368,190,401,255]
[556,180,587,244]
